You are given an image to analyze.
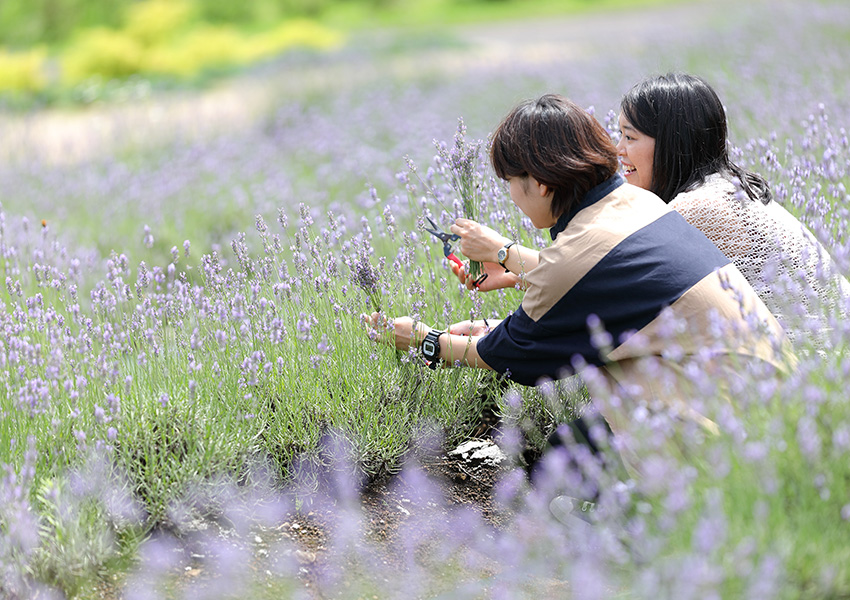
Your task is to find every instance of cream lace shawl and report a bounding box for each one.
[670,174,850,346]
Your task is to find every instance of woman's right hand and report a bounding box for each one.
[450,218,510,263]
[450,260,521,291]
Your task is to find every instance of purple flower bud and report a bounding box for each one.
[142,225,154,249]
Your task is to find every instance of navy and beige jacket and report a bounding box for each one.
[476,175,789,403]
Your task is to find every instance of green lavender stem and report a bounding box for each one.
[446,118,482,279]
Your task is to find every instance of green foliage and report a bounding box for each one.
[123,0,197,46]
[321,0,679,28]
[0,0,682,97]
[57,1,342,87]
[0,47,47,93]
[31,474,143,596]
[0,0,343,93]
[62,28,146,83]
[0,0,119,46]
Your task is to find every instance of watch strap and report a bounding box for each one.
[498,241,517,272]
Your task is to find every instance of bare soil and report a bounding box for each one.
[86,407,516,599]
[262,443,514,598]
[266,404,514,588]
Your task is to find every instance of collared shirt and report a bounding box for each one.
[549,173,627,239]
[476,176,787,387]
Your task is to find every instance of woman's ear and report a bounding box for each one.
[537,181,552,198]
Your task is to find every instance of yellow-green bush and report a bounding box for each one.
[62,28,143,85]
[141,21,342,78]
[0,47,47,92]
[243,19,343,61]
[142,25,246,77]
[123,0,196,47]
[21,0,344,91]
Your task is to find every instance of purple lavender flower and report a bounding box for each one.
[142,225,154,249]
[351,251,381,313]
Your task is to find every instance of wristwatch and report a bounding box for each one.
[421,329,444,369]
[497,241,517,272]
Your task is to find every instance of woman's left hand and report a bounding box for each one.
[362,312,423,351]
[448,319,498,336]
[450,260,520,291]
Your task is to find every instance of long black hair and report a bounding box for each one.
[620,73,771,205]
[491,94,620,220]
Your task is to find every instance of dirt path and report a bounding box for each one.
[0,0,737,167]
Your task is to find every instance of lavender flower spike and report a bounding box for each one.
[352,252,382,313]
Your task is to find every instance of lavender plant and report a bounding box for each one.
[351,246,382,313]
[437,118,485,280]
[0,0,849,597]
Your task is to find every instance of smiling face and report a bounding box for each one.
[616,113,656,191]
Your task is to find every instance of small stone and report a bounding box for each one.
[449,439,507,466]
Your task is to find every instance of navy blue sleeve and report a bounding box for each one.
[476,305,598,386]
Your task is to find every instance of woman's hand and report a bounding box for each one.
[450,260,521,291]
[362,313,423,351]
[448,319,501,336]
[363,313,494,372]
[450,218,510,263]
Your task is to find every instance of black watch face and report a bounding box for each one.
[497,248,507,263]
[422,339,438,358]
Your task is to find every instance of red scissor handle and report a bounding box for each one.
[446,253,464,268]
[446,254,489,289]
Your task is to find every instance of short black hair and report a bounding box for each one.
[491,94,620,220]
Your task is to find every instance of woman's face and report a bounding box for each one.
[508,176,555,229]
[616,113,655,191]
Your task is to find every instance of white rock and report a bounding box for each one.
[449,439,506,465]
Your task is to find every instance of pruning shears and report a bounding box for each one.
[424,216,464,268]
[423,216,488,288]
